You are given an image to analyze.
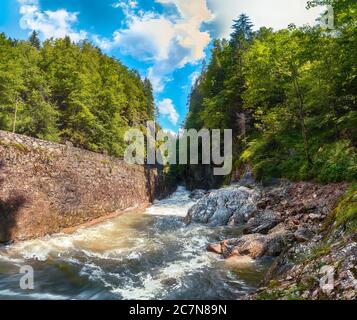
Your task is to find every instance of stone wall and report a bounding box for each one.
[0,131,175,243]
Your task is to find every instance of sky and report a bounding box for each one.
[0,0,324,134]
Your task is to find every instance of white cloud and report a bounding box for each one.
[206,0,324,38]
[157,98,179,125]
[112,0,138,10]
[18,0,87,42]
[113,12,176,62]
[189,71,201,87]
[17,0,325,93]
[109,0,213,92]
[92,35,113,51]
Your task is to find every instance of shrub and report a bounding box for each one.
[313,140,357,183]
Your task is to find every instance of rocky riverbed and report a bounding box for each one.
[186,180,357,300]
[0,180,355,300]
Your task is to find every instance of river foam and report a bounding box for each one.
[0,187,269,300]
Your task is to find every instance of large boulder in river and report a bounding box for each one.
[208,224,294,259]
[186,186,260,226]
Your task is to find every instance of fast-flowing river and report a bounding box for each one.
[0,187,270,300]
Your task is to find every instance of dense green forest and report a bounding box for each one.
[181,0,356,185]
[0,0,355,184]
[0,32,155,157]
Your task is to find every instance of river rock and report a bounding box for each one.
[294,227,315,243]
[209,225,294,259]
[189,189,209,201]
[207,243,223,254]
[186,186,260,226]
[243,210,281,235]
[222,234,268,259]
[265,227,295,257]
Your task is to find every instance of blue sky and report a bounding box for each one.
[0,0,323,134]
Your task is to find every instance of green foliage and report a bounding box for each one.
[321,183,357,236]
[0,34,155,157]
[230,14,253,47]
[29,31,41,50]
[332,183,357,233]
[184,1,356,185]
[313,141,357,183]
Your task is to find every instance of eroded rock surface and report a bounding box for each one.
[186,186,260,226]
[189,189,209,201]
[243,210,281,235]
[190,179,355,300]
[252,232,357,300]
[0,131,176,243]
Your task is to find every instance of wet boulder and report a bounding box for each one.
[186,186,260,226]
[243,210,281,235]
[189,189,209,201]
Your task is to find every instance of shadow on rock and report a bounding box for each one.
[0,158,26,243]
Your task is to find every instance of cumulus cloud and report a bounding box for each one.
[18,0,87,42]
[157,98,179,125]
[113,12,175,62]
[17,0,323,94]
[92,35,113,51]
[108,0,213,92]
[206,0,324,38]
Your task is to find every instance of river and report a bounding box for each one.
[0,187,271,300]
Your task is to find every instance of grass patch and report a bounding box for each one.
[323,183,357,234]
[311,243,332,259]
[334,183,357,232]
[0,140,30,153]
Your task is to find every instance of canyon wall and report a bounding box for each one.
[0,131,175,243]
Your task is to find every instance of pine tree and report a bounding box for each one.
[230,14,253,48]
[184,3,356,184]
[143,78,155,119]
[29,31,41,50]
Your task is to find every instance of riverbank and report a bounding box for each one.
[0,179,354,300]
[252,183,356,300]
[186,180,356,300]
[0,131,176,243]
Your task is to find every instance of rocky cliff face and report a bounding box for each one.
[187,180,356,300]
[0,131,175,243]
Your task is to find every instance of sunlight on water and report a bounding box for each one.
[145,186,196,217]
[0,187,271,300]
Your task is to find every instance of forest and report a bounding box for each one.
[0,0,355,185]
[180,0,356,185]
[0,32,155,157]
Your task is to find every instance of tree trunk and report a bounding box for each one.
[237,112,247,144]
[293,78,312,166]
[12,98,18,134]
